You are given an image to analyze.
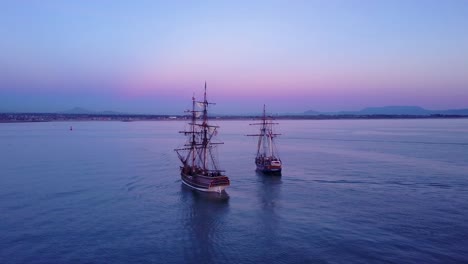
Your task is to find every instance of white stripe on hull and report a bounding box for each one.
[181,178,228,193]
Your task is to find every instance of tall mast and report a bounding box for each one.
[246,105,281,157]
[191,95,196,170]
[202,81,208,171]
[262,104,268,156]
[269,128,273,157]
[175,83,224,175]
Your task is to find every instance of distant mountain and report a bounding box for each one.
[61,107,95,114]
[359,106,429,115]
[100,110,124,115]
[303,106,468,116]
[303,110,321,115]
[60,107,127,115]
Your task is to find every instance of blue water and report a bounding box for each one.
[1,119,468,263]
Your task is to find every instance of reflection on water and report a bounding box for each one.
[180,184,230,264]
[256,172,282,251]
[256,172,282,210]
[2,120,468,263]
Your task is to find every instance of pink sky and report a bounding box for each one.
[1,1,467,114]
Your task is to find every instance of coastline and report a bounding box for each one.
[1,113,467,123]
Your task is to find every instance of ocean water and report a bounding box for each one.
[1,119,468,263]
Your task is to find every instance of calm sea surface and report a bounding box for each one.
[1,119,468,263]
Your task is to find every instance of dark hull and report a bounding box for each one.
[255,163,282,174]
[180,170,230,193]
[255,156,282,174]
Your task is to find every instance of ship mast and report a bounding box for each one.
[191,94,196,170]
[262,104,269,157]
[175,82,223,174]
[197,81,218,172]
[247,105,281,158]
[202,82,208,171]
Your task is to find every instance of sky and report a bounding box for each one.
[1,0,467,114]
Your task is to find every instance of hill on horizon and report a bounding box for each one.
[2,105,468,116]
[303,106,468,116]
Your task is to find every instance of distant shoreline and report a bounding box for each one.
[1,113,467,123]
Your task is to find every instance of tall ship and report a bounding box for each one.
[174,83,230,193]
[247,105,282,174]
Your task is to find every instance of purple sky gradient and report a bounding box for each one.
[1,0,467,114]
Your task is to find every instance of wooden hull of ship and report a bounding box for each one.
[255,163,282,174]
[180,171,230,193]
